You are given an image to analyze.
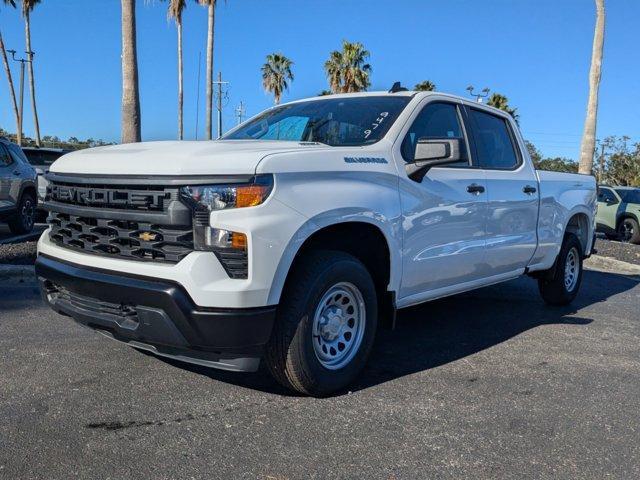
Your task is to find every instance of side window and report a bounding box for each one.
[7,144,28,165]
[401,102,468,166]
[0,145,13,167]
[597,188,617,204]
[469,109,520,170]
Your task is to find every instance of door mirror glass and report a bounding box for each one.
[405,137,466,182]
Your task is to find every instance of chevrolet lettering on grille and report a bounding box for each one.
[49,185,166,209]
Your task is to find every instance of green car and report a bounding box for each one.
[596,186,640,244]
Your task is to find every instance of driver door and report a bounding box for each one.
[394,100,488,305]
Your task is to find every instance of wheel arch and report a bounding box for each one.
[267,216,400,310]
[564,210,592,256]
[18,180,37,202]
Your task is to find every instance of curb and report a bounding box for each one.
[0,265,37,284]
[584,255,640,279]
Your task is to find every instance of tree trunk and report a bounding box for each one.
[24,11,41,147]
[205,2,215,140]
[578,0,605,175]
[121,0,141,144]
[177,20,183,140]
[0,31,21,145]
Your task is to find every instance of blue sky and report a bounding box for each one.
[0,0,637,159]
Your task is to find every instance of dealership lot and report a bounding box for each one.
[1,268,639,479]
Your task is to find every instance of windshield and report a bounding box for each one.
[616,189,640,204]
[224,96,411,146]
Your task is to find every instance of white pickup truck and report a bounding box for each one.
[36,88,596,396]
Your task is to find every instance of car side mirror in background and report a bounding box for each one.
[405,137,466,182]
[606,198,618,206]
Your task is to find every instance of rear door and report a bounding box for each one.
[466,107,539,276]
[0,144,16,212]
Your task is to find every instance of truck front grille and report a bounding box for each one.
[44,177,249,278]
[48,212,193,263]
[45,180,194,264]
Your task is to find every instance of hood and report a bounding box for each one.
[49,140,330,176]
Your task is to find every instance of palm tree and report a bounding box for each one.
[199,0,217,140]
[415,80,436,91]
[261,53,293,105]
[579,0,605,175]
[487,93,519,124]
[121,0,141,143]
[21,0,41,146]
[324,40,371,93]
[324,50,343,94]
[167,0,186,139]
[0,0,20,144]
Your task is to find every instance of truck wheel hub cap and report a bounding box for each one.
[312,282,366,370]
[564,247,579,292]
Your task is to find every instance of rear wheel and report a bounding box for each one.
[265,250,377,396]
[618,217,640,244]
[8,192,36,234]
[538,233,583,306]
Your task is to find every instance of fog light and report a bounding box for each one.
[203,227,247,251]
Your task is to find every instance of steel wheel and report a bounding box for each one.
[564,247,579,292]
[312,282,366,370]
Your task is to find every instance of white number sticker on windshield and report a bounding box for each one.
[364,111,389,139]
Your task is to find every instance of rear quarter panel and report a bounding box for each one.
[528,171,597,271]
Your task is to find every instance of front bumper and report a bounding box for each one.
[35,255,276,372]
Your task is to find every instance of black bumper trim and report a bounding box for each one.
[35,255,276,357]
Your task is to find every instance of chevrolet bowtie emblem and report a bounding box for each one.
[138,232,157,242]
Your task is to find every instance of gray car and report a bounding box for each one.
[0,137,38,234]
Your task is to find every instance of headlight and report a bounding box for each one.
[179,174,273,212]
[179,175,273,279]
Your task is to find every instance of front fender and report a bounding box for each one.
[266,209,402,306]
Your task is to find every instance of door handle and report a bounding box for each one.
[466,183,485,194]
[523,185,537,194]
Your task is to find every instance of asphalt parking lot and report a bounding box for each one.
[1,268,639,479]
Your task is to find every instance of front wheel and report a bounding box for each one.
[618,217,640,244]
[265,250,378,396]
[8,192,36,235]
[538,233,583,306]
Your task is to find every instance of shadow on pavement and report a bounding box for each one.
[153,269,637,396]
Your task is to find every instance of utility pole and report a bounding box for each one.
[466,85,490,103]
[7,49,32,146]
[235,101,245,125]
[212,72,229,139]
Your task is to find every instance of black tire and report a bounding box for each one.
[265,250,378,396]
[618,217,640,245]
[8,192,36,235]
[538,233,583,306]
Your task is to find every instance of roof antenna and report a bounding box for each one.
[389,82,408,93]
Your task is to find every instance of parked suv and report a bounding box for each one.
[0,137,37,234]
[21,147,70,202]
[596,186,640,244]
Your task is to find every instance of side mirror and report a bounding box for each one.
[405,137,466,182]
[606,198,618,206]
